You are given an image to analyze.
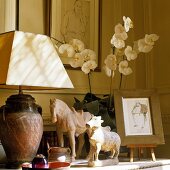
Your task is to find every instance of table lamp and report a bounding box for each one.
[0,31,73,168]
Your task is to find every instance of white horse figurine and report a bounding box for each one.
[50,98,92,161]
[86,116,121,167]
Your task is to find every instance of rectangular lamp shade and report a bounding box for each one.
[0,31,74,90]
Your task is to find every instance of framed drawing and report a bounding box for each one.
[122,97,153,136]
[114,89,165,146]
[50,0,101,70]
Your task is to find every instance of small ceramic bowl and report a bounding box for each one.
[22,161,70,170]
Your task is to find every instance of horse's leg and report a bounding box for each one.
[95,143,101,161]
[86,143,92,160]
[88,144,95,161]
[110,149,115,158]
[56,127,64,147]
[76,133,85,158]
[68,130,76,161]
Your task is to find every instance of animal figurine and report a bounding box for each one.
[50,98,93,161]
[86,116,121,166]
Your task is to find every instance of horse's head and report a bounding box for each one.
[50,99,57,123]
[86,116,103,128]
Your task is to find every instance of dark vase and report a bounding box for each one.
[0,94,43,169]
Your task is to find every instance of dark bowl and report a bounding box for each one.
[22,161,70,170]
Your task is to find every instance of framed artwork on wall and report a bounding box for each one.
[114,89,165,146]
[49,0,101,70]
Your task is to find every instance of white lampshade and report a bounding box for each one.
[0,31,74,90]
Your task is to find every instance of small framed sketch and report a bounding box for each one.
[114,89,165,146]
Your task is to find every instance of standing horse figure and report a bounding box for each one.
[50,98,92,161]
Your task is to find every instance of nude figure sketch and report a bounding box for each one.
[131,102,148,129]
[61,0,89,46]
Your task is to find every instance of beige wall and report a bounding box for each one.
[148,0,170,158]
[0,0,170,159]
[0,0,16,33]
[0,0,5,33]
[19,0,44,34]
[133,0,170,158]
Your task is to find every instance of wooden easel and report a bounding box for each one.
[127,144,157,162]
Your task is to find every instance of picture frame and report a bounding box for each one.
[49,0,101,70]
[114,89,165,146]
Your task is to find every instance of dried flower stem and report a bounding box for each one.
[109,71,114,108]
[88,73,92,94]
[119,73,123,89]
[109,72,122,108]
[50,37,64,45]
